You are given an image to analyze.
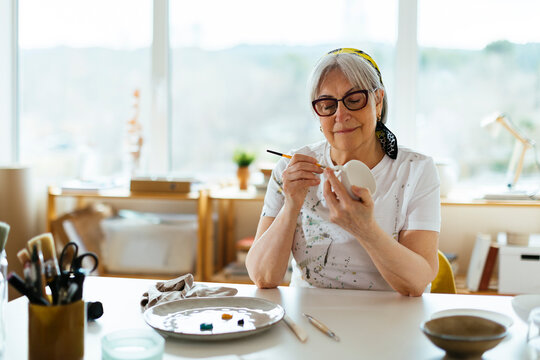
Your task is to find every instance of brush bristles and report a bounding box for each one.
[27,236,41,253]
[17,248,31,264]
[28,233,57,261]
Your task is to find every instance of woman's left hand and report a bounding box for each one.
[324,168,439,297]
[323,168,375,237]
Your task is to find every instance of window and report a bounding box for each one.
[417,0,540,188]
[18,0,152,179]
[169,0,397,178]
[12,0,539,191]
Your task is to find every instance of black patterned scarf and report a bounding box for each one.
[375,121,398,159]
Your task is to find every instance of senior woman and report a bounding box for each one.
[245,48,440,296]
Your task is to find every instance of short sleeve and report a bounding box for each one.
[260,157,287,218]
[402,157,441,232]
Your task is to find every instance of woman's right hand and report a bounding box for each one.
[281,154,323,211]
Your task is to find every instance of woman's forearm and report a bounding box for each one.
[245,203,300,288]
[358,225,437,296]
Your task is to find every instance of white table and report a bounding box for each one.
[5,276,533,359]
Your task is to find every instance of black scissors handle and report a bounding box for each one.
[71,252,99,274]
[59,242,79,272]
[59,242,99,274]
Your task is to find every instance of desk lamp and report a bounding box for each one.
[481,113,537,198]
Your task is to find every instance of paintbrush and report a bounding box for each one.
[266,149,327,169]
[8,272,49,305]
[17,248,30,264]
[0,222,9,253]
[28,243,47,299]
[28,233,60,283]
[303,313,340,342]
[17,248,32,287]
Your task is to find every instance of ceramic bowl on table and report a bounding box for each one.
[512,294,540,323]
[420,315,507,358]
[430,308,513,328]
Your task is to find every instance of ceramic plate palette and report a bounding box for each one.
[144,297,285,341]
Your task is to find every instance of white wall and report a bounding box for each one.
[439,205,540,275]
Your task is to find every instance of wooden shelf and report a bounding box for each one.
[441,197,540,207]
[48,182,540,285]
[208,185,265,201]
[48,186,200,200]
[47,186,206,281]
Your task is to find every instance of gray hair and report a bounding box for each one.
[308,52,388,124]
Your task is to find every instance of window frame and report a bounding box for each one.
[0,0,19,164]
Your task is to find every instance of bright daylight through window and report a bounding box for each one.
[16,0,540,194]
[169,0,397,179]
[417,0,540,194]
[18,0,152,180]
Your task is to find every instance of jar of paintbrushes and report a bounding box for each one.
[8,232,100,360]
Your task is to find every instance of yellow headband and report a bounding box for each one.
[327,48,383,84]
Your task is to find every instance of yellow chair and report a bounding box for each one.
[431,250,457,294]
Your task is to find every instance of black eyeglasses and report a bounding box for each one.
[312,90,369,117]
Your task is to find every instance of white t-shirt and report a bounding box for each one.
[261,140,441,290]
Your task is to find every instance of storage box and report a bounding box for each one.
[130,177,194,193]
[499,235,540,294]
[100,212,198,275]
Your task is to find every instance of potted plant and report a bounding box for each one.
[233,149,256,190]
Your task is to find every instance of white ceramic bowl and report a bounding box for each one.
[511,294,540,323]
[338,160,376,199]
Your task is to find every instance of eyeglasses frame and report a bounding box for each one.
[311,89,370,117]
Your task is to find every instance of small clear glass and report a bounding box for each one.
[0,249,8,359]
[527,307,540,359]
[102,329,164,360]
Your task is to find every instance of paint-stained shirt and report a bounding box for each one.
[261,140,441,290]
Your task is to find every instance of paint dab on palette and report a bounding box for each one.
[200,323,213,331]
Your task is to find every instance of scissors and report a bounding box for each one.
[59,242,99,274]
